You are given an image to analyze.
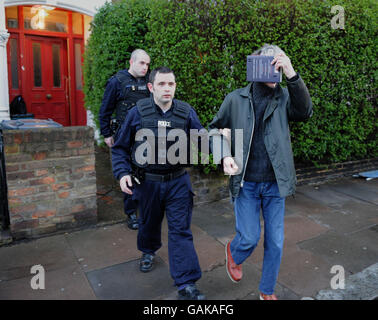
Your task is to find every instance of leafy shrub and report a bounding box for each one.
[84,0,377,166]
[83,0,151,130]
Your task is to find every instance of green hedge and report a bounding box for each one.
[83,0,151,130]
[84,0,377,166]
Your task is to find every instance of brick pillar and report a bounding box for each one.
[2,126,97,239]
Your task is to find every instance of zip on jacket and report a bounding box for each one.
[240,95,255,188]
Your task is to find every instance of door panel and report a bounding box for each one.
[25,36,69,126]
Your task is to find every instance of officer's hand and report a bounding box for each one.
[105,136,114,148]
[120,175,133,195]
[223,156,239,175]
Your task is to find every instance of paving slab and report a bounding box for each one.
[242,284,299,300]
[298,230,378,274]
[0,235,77,281]
[86,257,174,300]
[158,221,226,273]
[297,183,366,207]
[316,262,378,300]
[195,262,261,300]
[190,224,227,272]
[285,191,336,220]
[283,205,300,216]
[65,223,139,272]
[283,214,329,245]
[315,201,377,235]
[277,246,333,298]
[0,265,96,300]
[289,188,378,234]
[347,225,378,255]
[194,263,299,300]
[192,198,236,241]
[326,178,378,205]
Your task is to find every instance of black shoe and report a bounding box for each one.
[139,253,154,273]
[127,213,138,230]
[178,284,206,300]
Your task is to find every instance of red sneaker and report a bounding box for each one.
[259,293,278,300]
[225,241,242,283]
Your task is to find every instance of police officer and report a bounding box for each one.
[99,49,151,230]
[112,67,206,300]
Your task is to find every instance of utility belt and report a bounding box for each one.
[131,167,186,184]
[144,169,186,182]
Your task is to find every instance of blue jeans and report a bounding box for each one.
[230,181,285,295]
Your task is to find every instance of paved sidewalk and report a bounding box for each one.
[0,148,377,300]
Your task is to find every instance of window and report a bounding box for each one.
[5,7,18,29]
[52,44,61,87]
[24,6,68,33]
[75,43,83,90]
[32,43,42,87]
[72,13,83,35]
[9,38,19,89]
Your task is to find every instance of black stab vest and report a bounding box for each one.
[115,71,150,122]
[131,97,191,172]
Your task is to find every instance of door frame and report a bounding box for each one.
[25,35,69,125]
[6,5,86,126]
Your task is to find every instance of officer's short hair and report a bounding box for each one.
[149,67,175,84]
[130,49,149,61]
[253,44,283,56]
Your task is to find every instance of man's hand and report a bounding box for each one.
[105,136,114,148]
[219,128,231,142]
[271,52,296,80]
[120,175,133,195]
[223,156,239,175]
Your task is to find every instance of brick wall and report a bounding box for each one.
[295,158,378,185]
[188,167,229,205]
[188,157,378,205]
[2,127,97,239]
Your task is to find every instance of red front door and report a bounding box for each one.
[25,35,69,126]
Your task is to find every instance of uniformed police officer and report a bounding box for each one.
[99,49,151,230]
[111,67,206,300]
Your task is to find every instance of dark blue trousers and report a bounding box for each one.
[123,193,137,216]
[133,172,202,287]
